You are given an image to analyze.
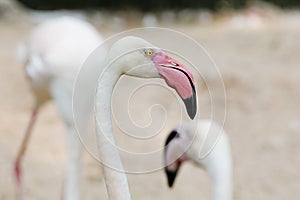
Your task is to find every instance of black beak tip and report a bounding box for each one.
[183,92,197,120]
[165,169,177,188]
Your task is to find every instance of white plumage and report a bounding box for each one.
[15,16,103,200]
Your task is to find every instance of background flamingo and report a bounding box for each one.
[15,16,103,200]
[164,119,232,200]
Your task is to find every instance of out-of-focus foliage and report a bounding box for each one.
[17,0,218,10]
[17,0,300,10]
[263,0,300,7]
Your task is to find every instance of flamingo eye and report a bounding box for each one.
[145,49,153,57]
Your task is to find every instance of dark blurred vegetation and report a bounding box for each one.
[17,0,300,10]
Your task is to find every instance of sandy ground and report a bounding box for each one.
[1,9,300,200]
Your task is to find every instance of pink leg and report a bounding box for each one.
[14,105,39,200]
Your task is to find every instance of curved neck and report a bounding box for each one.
[95,66,131,200]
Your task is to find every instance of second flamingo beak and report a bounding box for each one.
[165,161,182,187]
[151,52,197,119]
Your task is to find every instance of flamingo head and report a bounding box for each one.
[111,36,197,119]
[164,130,188,187]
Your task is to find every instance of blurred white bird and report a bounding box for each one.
[164,119,232,200]
[15,16,103,200]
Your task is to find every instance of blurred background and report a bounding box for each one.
[1,0,300,199]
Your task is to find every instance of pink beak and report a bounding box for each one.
[151,52,197,119]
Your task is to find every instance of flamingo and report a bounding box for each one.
[14,16,103,200]
[164,119,232,200]
[94,36,197,199]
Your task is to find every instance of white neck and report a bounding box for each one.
[95,65,131,200]
[94,36,163,199]
[210,166,232,200]
[205,136,232,200]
